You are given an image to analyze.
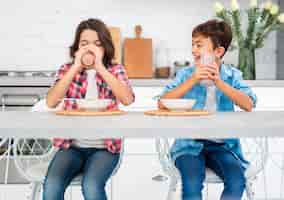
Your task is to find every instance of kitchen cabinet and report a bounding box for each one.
[112,155,168,200]
[124,138,157,154]
[112,139,168,200]
[253,87,284,111]
[0,184,29,199]
[120,87,163,111]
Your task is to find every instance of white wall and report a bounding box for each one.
[0,0,278,79]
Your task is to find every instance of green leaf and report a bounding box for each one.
[245,7,260,48]
[231,10,244,47]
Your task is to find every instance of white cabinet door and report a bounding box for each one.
[112,155,168,200]
[120,87,163,111]
[253,87,284,111]
[0,185,29,200]
[124,139,157,154]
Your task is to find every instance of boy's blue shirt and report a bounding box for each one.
[160,64,257,169]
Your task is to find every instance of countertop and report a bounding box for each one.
[0,77,284,87]
[0,111,283,138]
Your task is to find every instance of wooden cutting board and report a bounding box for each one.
[124,25,153,78]
[109,27,122,64]
[56,109,126,116]
[144,110,210,116]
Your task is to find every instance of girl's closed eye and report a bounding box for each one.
[94,40,102,47]
[80,40,89,47]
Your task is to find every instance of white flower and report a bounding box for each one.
[250,0,258,8]
[278,13,284,23]
[231,0,240,11]
[214,2,224,14]
[262,1,272,10]
[270,4,279,15]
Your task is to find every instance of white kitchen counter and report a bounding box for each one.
[0,111,283,138]
[0,77,284,87]
[130,80,284,87]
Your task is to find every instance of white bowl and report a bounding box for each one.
[160,99,196,111]
[76,99,111,110]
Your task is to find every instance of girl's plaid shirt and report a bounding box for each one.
[52,63,134,153]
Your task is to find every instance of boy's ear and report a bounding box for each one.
[215,47,225,58]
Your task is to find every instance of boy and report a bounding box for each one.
[159,20,257,200]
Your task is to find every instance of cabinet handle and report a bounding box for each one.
[152,174,168,182]
[1,94,40,106]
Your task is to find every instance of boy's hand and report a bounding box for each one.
[204,63,220,83]
[192,67,210,83]
[157,100,167,110]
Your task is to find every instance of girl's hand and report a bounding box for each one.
[88,44,105,70]
[73,46,89,70]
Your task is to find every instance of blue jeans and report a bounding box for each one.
[175,140,246,200]
[43,146,119,200]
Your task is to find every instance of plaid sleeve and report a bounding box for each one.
[111,64,131,86]
[111,64,135,99]
[53,64,72,85]
[104,139,122,153]
[53,138,72,149]
[51,64,74,148]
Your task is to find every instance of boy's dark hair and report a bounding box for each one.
[192,20,232,56]
[70,18,115,68]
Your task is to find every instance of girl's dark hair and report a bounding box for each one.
[70,18,115,67]
[192,20,232,55]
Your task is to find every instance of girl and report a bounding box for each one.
[43,18,134,200]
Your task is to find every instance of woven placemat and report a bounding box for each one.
[144,110,210,116]
[56,109,126,116]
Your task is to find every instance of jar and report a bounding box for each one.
[155,47,170,78]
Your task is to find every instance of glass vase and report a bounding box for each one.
[238,47,256,80]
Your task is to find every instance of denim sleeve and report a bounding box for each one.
[157,69,187,99]
[232,70,257,108]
